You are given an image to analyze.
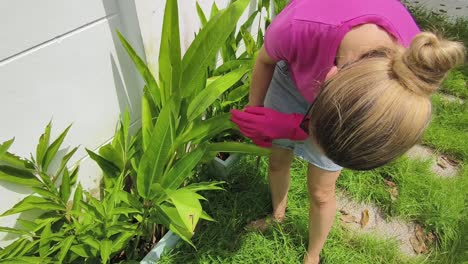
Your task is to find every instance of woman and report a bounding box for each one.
[231,0,465,263]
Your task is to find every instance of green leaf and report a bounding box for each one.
[111,231,135,253]
[69,165,79,186]
[207,142,271,156]
[213,59,251,75]
[166,189,203,233]
[0,165,41,187]
[57,235,75,263]
[112,207,140,217]
[159,0,181,101]
[1,195,65,216]
[70,244,94,258]
[98,144,124,171]
[41,125,72,171]
[80,235,100,250]
[86,149,120,178]
[0,152,34,170]
[141,93,153,151]
[223,83,250,107]
[137,104,174,198]
[100,239,112,264]
[180,0,250,99]
[157,205,195,247]
[17,219,38,231]
[39,222,52,257]
[60,168,71,202]
[187,68,249,121]
[184,181,224,192]
[210,1,219,19]
[0,256,50,264]
[0,226,32,236]
[240,27,256,57]
[161,147,206,190]
[200,210,215,222]
[36,122,51,167]
[0,138,14,160]
[31,187,57,200]
[182,113,235,144]
[117,31,161,109]
[55,147,78,180]
[235,10,259,45]
[72,184,83,211]
[196,2,207,26]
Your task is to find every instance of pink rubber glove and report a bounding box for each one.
[231,106,308,143]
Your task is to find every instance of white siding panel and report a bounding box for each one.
[0,17,124,161]
[0,0,118,60]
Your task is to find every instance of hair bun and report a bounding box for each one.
[391,32,465,96]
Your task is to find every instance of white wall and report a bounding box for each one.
[134,0,270,75]
[0,0,145,246]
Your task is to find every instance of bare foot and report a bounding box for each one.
[304,253,320,264]
[245,215,284,232]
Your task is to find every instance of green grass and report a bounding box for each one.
[424,94,468,161]
[158,157,421,264]
[338,158,468,264]
[441,67,468,99]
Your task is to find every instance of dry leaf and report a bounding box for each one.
[426,232,436,245]
[384,179,397,188]
[389,187,399,201]
[340,214,358,223]
[339,209,349,215]
[415,224,426,242]
[360,209,369,228]
[436,156,448,169]
[410,237,428,254]
[440,155,459,166]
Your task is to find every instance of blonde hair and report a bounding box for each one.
[309,32,465,170]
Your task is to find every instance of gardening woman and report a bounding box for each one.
[230,0,465,263]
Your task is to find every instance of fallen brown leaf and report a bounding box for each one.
[426,232,436,245]
[410,236,428,254]
[360,209,369,228]
[340,214,358,223]
[437,156,449,169]
[440,155,459,166]
[384,179,397,188]
[339,209,349,215]
[389,187,399,201]
[415,224,426,242]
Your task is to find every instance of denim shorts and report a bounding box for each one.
[264,61,343,172]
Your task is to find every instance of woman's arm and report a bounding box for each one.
[248,45,278,106]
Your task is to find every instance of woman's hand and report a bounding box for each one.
[230,106,308,146]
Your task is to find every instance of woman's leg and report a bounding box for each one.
[268,145,295,220]
[247,145,294,230]
[304,164,341,264]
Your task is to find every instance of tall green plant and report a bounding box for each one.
[109,0,269,253]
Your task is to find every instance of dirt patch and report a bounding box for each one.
[336,193,418,256]
[406,145,459,178]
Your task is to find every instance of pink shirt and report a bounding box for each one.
[264,0,421,103]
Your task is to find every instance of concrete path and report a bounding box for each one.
[405,0,468,18]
